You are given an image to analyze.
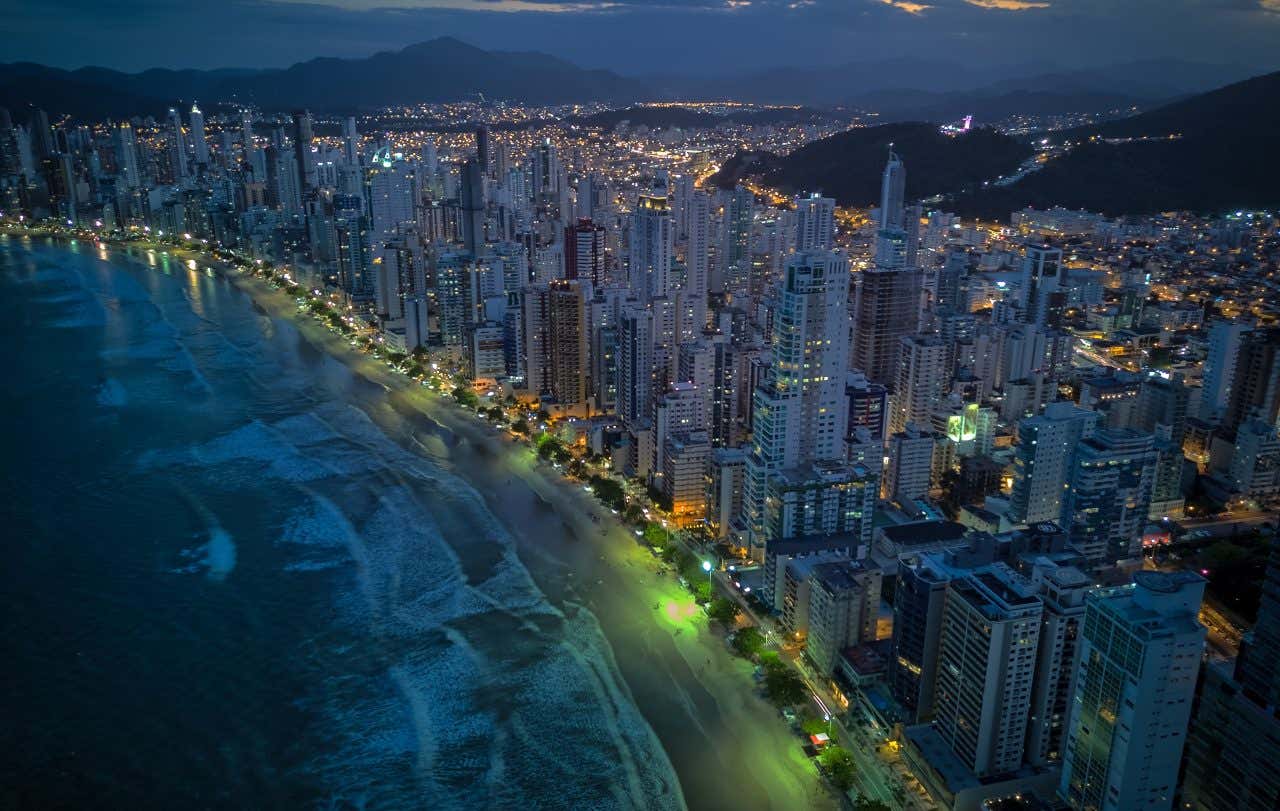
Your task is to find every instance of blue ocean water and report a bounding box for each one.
[0,236,686,810]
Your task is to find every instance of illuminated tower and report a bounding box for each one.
[189,102,209,167]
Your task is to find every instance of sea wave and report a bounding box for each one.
[171,399,684,809]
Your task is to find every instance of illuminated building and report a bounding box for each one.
[1059,571,1205,811]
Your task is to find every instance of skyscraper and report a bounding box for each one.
[342,116,360,165]
[933,566,1043,778]
[741,250,853,550]
[1222,327,1280,438]
[292,109,315,193]
[1008,401,1100,526]
[890,556,950,722]
[795,192,835,253]
[1062,428,1157,568]
[1059,571,1205,811]
[565,218,606,285]
[240,109,255,157]
[851,267,923,386]
[1200,320,1251,423]
[167,107,188,181]
[617,306,655,427]
[630,172,673,304]
[874,146,909,268]
[721,185,753,295]
[365,147,415,240]
[113,122,141,190]
[889,335,950,435]
[189,102,209,167]
[460,158,485,255]
[474,124,489,176]
[1020,244,1065,328]
[681,190,711,341]
[548,279,589,409]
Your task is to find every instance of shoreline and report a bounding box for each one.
[4,225,836,810]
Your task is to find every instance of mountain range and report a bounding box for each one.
[0,38,1271,122]
[0,38,646,118]
[711,69,1280,217]
[950,70,1280,217]
[710,123,1033,207]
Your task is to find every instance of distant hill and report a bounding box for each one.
[712,122,1032,207]
[0,38,649,118]
[847,88,1143,125]
[567,105,839,130]
[648,59,1269,108]
[951,71,1280,217]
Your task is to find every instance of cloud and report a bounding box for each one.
[964,0,1048,8]
[880,0,931,13]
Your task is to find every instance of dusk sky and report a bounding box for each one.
[3,0,1279,75]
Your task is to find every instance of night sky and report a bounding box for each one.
[3,0,1279,75]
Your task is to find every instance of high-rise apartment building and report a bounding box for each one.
[795,192,835,253]
[890,335,951,435]
[933,565,1043,778]
[1058,571,1205,811]
[1008,402,1100,526]
[1062,428,1157,568]
[630,172,672,303]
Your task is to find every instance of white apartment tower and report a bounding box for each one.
[1059,571,1205,811]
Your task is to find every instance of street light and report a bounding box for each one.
[702,559,713,589]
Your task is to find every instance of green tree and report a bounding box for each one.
[819,746,857,792]
[536,435,568,461]
[707,597,740,625]
[589,476,625,510]
[731,626,765,658]
[643,522,669,548]
[511,419,531,435]
[485,406,505,422]
[451,386,478,408]
[764,665,808,707]
[693,580,714,604]
[801,716,831,736]
[853,799,890,811]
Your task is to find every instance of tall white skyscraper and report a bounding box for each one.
[795,192,835,253]
[742,250,854,549]
[933,565,1043,778]
[342,116,360,165]
[880,146,905,232]
[874,147,909,269]
[630,171,673,303]
[167,107,188,180]
[189,103,209,166]
[1200,320,1251,422]
[1059,571,1205,811]
[365,147,415,240]
[113,122,140,190]
[680,190,711,342]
